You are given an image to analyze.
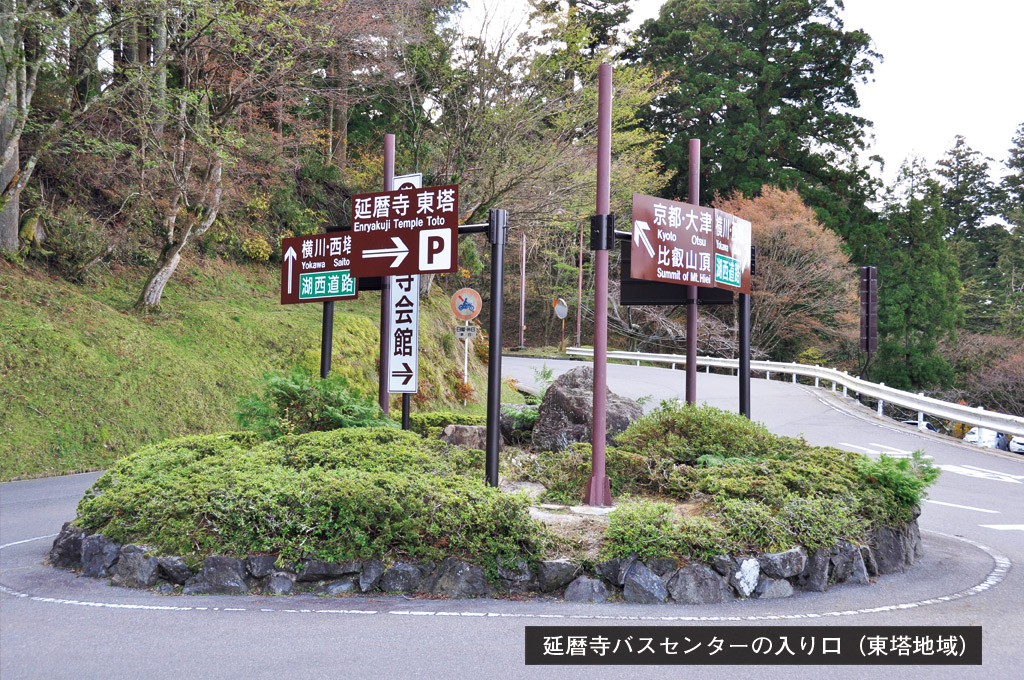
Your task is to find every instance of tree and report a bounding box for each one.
[0,1,118,252]
[714,186,858,361]
[1001,122,1024,225]
[935,134,998,239]
[871,158,960,390]
[633,0,880,237]
[122,0,430,309]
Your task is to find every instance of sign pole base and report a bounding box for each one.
[583,475,612,507]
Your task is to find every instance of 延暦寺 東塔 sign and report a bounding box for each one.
[349,185,459,278]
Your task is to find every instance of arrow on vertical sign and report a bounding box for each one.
[284,246,298,294]
[392,362,414,385]
[633,220,655,258]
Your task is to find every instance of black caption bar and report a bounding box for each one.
[525,626,981,666]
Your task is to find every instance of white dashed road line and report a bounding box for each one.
[923,500,999,514]
[0,534,59,550]
[979,525,1024,532]
[0,531,1012,623]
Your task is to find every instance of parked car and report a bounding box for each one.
[1010,436,1024,454]
[901,420,940,433]
[963,427,1010,451]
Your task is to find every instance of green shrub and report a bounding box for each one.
[778,495,868,550]
[615,401,804,464]
[37,206,109,280]
[713,498,794,554]
[857,451,939,525]
[240,236,272,262]
[407,411,487,439]
[75,428,545,571]
[527,444,664,505]
[236,370,391,439]
[602,500,679,560]
[692,447,864,507]
[602,501,733,562]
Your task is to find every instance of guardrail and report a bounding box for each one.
[564,347,1024,439]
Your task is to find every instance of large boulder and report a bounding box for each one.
[297,558,361,582]
[830,541,870,585]
[667,565,733,605]
[195,556,250,594]
[49,522,86,569]
[498,558,538,593]
[379,562,431,593]
[425,558,493,598]
[797,548,831,592]
[536,560,581,593]
[867,518,922,575]
[111,545,159,588]
[359,560,386,592]
[439,424,492,451]
[758,547,807,580]
[622,562,668,604]
[532,366,643,452]
[81,534,121,578]
[728,558,761,598]
[564,577,610,603]
[754,577,794,599]
[157,556,193,586]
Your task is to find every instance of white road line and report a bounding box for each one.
[980,525,1024,531]
[960,465,1024,480]
[839,443,876,453]
[940,465,1023,484]
[0,531,1011,623]
[0,534,58,550]
[923,500,1000,514]
[871,443,912,454]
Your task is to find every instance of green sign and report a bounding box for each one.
[715,254,742,287]
[298,270,356,300]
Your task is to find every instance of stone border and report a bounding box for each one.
[47,515,922,604]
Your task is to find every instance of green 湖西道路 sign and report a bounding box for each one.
[298,270,355,300]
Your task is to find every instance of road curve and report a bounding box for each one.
[0,357,1021,679]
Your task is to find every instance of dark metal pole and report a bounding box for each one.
[739,292,750,418]
[686,138,700,405]
[585,63,613,507]
[320,301,334,379]
[378,134,394,415]
[576,223,583,347]
[486,208,509,487]
[402,393,411,430]
[519,230,526,348]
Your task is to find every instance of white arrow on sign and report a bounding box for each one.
[284,246,298,294]
[633,219,655,258]
[364,237,409,268]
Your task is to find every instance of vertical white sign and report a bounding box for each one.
[386,172,423,394]
[387,274,420,393]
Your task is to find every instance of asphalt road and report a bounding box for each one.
[1,356,1022,679]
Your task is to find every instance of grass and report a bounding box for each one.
[0,258,494,479]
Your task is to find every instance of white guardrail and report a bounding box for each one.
[564,347,1024,439]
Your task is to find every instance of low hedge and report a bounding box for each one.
[75,429,544,571]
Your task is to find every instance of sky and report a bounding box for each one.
[462,0,1024,186]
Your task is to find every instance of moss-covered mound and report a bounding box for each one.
[509,401,939,560]
[75,428,546,571]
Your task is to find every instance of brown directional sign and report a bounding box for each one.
[630,193,752,294]
[280,233,358,305]
[350,184,459,277]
